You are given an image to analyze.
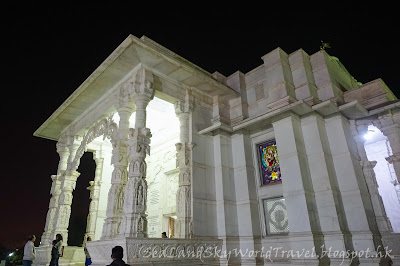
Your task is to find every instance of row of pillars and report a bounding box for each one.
[41,68,194,246]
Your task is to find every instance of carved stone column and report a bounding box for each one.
[84,153,104,242]
[119,68,154,238]
[174,93,194,238]
[54,170,80,244]
[351,121,393,233]
[41,138,69,246]
[50,134,82,245]
[101,106,133,239]
[376,111,400,183]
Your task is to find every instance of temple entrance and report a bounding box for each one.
[76,96,180,241]
[141,97,180,238]
[364,124,400,232]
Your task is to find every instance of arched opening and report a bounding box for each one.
[363,124,400,232]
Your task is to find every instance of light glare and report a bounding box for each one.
[363,130,374,140]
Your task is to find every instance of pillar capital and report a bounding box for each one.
[127,128,151,159]
[175,89,194,116]
[66,133,83,147]
[61,170,80,190]
[130,68,154,100]
[360,160,377,169]
[175,91,193,144]
[56,140,69,154]
[116,67,154,111]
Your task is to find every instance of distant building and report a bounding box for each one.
[33,35,399,265]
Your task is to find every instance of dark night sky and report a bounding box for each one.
[1,3,399,252]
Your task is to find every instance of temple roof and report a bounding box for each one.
[33,35,238,141]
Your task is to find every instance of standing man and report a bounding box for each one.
[22,235,36,266]
[161,232,168,238]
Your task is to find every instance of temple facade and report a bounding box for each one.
[33,35,400,265]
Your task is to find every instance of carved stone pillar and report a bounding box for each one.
[375,112,400,183]
[351,121,393,233]
[85,181,102,240]
[174,93,194,238]
[119,68,154,238]
[374,112,400,209]
[50,134,82,245]
[84,153,104,242]
[41,139,69,246]
[101,107,133,239]
[54,170,80,244]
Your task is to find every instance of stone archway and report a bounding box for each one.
[41,116,119,247]
[363,124,400,232]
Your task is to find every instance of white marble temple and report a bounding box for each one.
[34,35,400,265]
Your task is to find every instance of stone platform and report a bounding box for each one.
[86,238,222,265]
[34,238,222,266]
[34,246,85,266]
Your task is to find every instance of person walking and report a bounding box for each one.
[84,236,92,266]
[22,235,36,266]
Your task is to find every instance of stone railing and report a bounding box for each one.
[86,238,222,265]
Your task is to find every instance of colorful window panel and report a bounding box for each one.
[258,140,281,185]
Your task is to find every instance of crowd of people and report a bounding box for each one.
[21,231,170,265]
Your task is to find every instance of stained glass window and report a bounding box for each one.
[258,140,281,185]
[263,197,289,235]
